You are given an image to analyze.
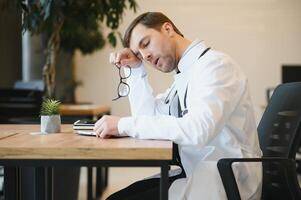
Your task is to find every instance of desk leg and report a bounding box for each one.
[160,165,169,200]
[96,167,103,198]
[87,167,93,200]
[104,167,108,187]
[96,167,108,199]
[4,167,18,200]
[46,167,53,200]
[35,167,46,200]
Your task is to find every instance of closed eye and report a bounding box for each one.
[141,40,149,48]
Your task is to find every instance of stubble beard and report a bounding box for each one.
[159,56,177,73]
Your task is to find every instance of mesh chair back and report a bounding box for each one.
[14,80,44,91]
[257,82,301,199]
[0,88,43,123]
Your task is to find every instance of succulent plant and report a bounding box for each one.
[40,98,61,115]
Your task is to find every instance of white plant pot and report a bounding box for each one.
[41,115,61,134]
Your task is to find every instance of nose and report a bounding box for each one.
[140,50,152,62]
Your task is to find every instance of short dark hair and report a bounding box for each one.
[123,12,184,48]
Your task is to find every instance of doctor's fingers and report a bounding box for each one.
[110,49,140,67]
[116,49,139,65]
[109,51,125,66]
[109,52,118,65]
[98,128,112,139]
[120,57,141,67]
[94,123,109,138]
[94,125,104,138]
[94,116,107,131]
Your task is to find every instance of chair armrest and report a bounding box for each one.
[217,157,294,200]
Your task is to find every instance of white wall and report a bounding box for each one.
[74,0,301,119]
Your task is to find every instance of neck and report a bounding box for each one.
[175,36,192,67]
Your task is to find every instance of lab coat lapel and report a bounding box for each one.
[174,72,189,112]
[175,40,210,111]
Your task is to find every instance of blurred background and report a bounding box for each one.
[1,0,301,120]
[77,0,301,122]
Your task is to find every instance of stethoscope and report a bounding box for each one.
[164,84,188,117]
[163,47,211,117]
[164,84,177,104]
[164,84,180,116]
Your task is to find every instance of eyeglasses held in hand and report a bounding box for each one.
[112,64,132,101]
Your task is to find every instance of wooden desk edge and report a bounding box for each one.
[0,147,173,160]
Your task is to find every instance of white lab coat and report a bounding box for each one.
[118,40,262,200]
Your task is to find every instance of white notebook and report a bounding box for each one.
[75,130,96,136]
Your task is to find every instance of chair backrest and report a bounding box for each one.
[257,82,301,199]
[14,80,44,91]
[0,88,43,123]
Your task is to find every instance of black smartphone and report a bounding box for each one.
[73,120,96,130]
[74,119,96,126]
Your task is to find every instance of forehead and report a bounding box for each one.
[129,24,158,50]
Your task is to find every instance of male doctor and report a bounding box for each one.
[94,12,262,200]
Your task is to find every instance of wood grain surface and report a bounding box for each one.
[0,125,172,160]
[59,104,111,116]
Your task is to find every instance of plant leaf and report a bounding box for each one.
[40,98,61,115]
[108,32,117,47]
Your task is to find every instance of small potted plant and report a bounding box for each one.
[40,99,61,134]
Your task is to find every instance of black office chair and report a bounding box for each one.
[217,82,301,200]
[0,88,43,198]
[14,80,45,91]
[0,167,3,197]
[0,88,43,124]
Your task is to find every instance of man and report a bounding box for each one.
[94,12,262,200]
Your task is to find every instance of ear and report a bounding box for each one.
[161,22,174,37]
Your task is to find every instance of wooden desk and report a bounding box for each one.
[59,104,111,199]
[59,104,110,120]
[0,125,172,200]
[0,132,18,140]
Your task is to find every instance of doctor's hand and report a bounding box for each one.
[109,48,141,68]
[94,115,121,138]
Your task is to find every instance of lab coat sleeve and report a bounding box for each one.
[119,55,246,147]
[125,63,172,116]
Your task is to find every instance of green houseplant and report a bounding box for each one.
[40,98,61,133]
[14,0,137,98]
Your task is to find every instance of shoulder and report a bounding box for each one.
[191,49,246,84]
